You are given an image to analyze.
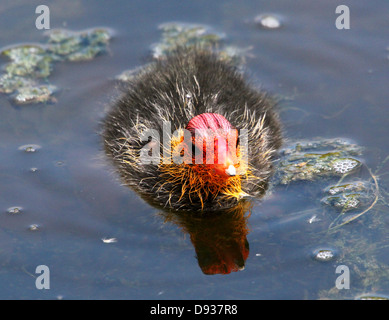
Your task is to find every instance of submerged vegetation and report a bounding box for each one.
[276,139,389,299]
[274,138,379,231]
[267,134,389,299]
[320,156,389,299]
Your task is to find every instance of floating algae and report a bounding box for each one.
[276,140,386,300]
[276,140,387,299]
[2,45,52,78]
[326,181,367,196]
[0,74,37,94]
[322,181,374,213]
[323,193,361,211]
[273,138,380,231]
[151,22,225,59]
[275,138,363,185]
[14,84,58,104]
[0,28,111,105]
[153,22,251,65]
[326,173,379,232]
[47,28,111,61]
[116,22,250,82]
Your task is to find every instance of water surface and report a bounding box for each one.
[1,0,389,299]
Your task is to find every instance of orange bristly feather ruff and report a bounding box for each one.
[158,129,253,209]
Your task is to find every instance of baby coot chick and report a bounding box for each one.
[103,47,282,211]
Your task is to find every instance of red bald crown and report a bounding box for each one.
[186,113,233,133]
[185,113,238,172]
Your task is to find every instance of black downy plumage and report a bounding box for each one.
[103,47,282,211]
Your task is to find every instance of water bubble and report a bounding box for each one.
[7,206,23,214]
[254,14,282,29]
[313,249,335,262]
[18,144,41,153]
[101,237,117,244]
[28,224,40,231]
[331,158,360,174]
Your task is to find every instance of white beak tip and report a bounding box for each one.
[226,165,236,176]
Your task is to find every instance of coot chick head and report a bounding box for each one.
[185,113,240,178]
[159,112,251,209]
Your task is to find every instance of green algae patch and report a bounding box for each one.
[0,28,112,105]
[116,22,250,82]
[151,22,225,59]
[275,139,363,185]
[153,22,251,65]
[13,84,57,105]
[322,180,374,215]
[2,45,53,78]
[47,28,111,61]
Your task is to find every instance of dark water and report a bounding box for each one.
[1,0,389,299]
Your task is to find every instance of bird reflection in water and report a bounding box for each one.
[157,200,253,275]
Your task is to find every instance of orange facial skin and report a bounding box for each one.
[159,113,253,209]
[187,113,239,177]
